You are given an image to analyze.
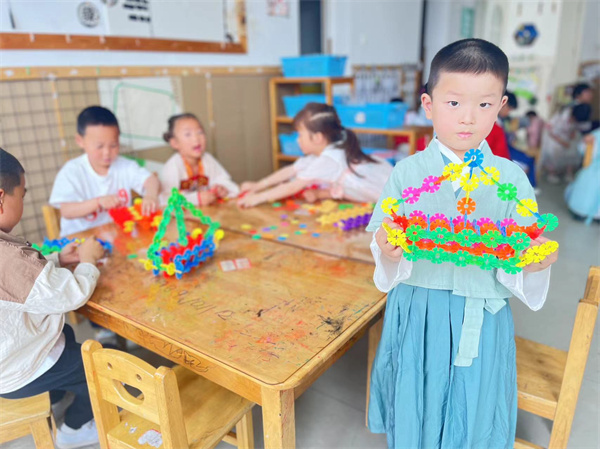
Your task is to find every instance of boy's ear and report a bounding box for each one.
[421,93,433,119]
[500,95,508,109]
[75,133,85,149]
[0,189,4,213]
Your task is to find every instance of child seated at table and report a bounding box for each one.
[0,148,106,449]
[49,106,160,237]
[238,103,393,207]
[160,113,239,206]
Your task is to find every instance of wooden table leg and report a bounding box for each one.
[262,387,295,449]
[365,315,384,427]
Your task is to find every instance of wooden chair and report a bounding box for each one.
[82,340,255,449]
[42,205,61,240]
[582,140,594,168]
[515,266,600,449]
[0,393,55,448]
[42,204,83,326]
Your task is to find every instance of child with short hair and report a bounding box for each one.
[49,106,160,237]
[160,113,239,206]
[367,39,558,448]
[0,148,106,449]
[238,103,392,207]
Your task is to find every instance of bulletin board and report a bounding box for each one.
[0,0,247,54]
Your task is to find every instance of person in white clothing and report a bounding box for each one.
[49,106,160,237]
[160,113,239,206]
[0,148,106,449]
[238,103,392,207]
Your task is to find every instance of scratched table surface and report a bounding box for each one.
[80,223,383,387]
[201,201,375,264]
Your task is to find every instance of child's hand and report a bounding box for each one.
[199,190,216,206]
[375,217,404,262]
[240,181,259,194]
[98,195,122,211]
[522,236,559,273]
[237,192,263,208]
[141,195,158,215]
[214,185,229,199]
[302,189,319,203]
[78,238,105,265]
[58,242,80,265]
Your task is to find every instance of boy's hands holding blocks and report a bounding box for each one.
[376,217,404,263]
[58,242,81,266]
[78,238,106,265]
[522,236,558,273]
[98,194,122,211]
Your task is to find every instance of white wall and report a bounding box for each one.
[580,0,600,63]
[0,0,300,67]
[324,0,423,68]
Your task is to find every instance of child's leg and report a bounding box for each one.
[0,324,94,429]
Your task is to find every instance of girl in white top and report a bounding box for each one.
[238,103,392,207]
[160,113,239,206]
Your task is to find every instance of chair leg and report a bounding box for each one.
[235,410,254,449]
[30,418,55,449]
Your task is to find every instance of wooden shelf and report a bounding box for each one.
[276,116,294,124]
[277,154,300,162]
[270,76,354,85]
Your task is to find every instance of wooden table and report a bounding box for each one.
[78,224,385,448]
[201,201,374,264]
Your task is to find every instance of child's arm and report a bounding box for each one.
[59,195,121,219]
[238,177,310,208]
[0,239,104,314]
[141,174,160,215]
[302,189,332,203]
[204,153,240,197]
[240,165,296,194]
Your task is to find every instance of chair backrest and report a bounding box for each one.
[82,340,189,449]
[550,266,600,448]
[582,140,594,168]
[42,205,60,240]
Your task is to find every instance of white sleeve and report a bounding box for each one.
[0,262,100,314]
[124,158,152,195]
[49,166,85,207]
[295,155,343,182]
[496,267,551,311]
[370,231,412,293]
[204,153,240,197]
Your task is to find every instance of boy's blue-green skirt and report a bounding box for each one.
[368,283,517,449]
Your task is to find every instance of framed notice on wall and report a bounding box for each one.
[0,0,247,54]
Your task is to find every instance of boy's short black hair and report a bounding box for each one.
[427,38,509,96]
[572,82,591,100]
[77,106,120,136]
[505,91,518,109]
[0,148,25,194]
[572,103,592,123]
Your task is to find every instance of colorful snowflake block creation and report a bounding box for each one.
[381,148,559,272]
[32,237,113,255]
[139,188,224,279]
[109,198,162,233]
[317,205,373,232]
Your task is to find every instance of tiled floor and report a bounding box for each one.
[2,179,598,449]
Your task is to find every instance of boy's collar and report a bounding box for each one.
[434,137,486,164]
[84,154,111,178]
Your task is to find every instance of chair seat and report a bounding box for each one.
[516,336,567,420]
[107,365,254,449]
[0,394,51,428]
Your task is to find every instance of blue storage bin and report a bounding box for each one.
[337,102,409,129]
[282,94,344,118]
[281,55,347,78]
[279,133,304,156]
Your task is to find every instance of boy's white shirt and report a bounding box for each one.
[371,138,551,311]
[0,250,100,394]
[49,154,152,237]
[293,145,393,203]
[159,152,240,205]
